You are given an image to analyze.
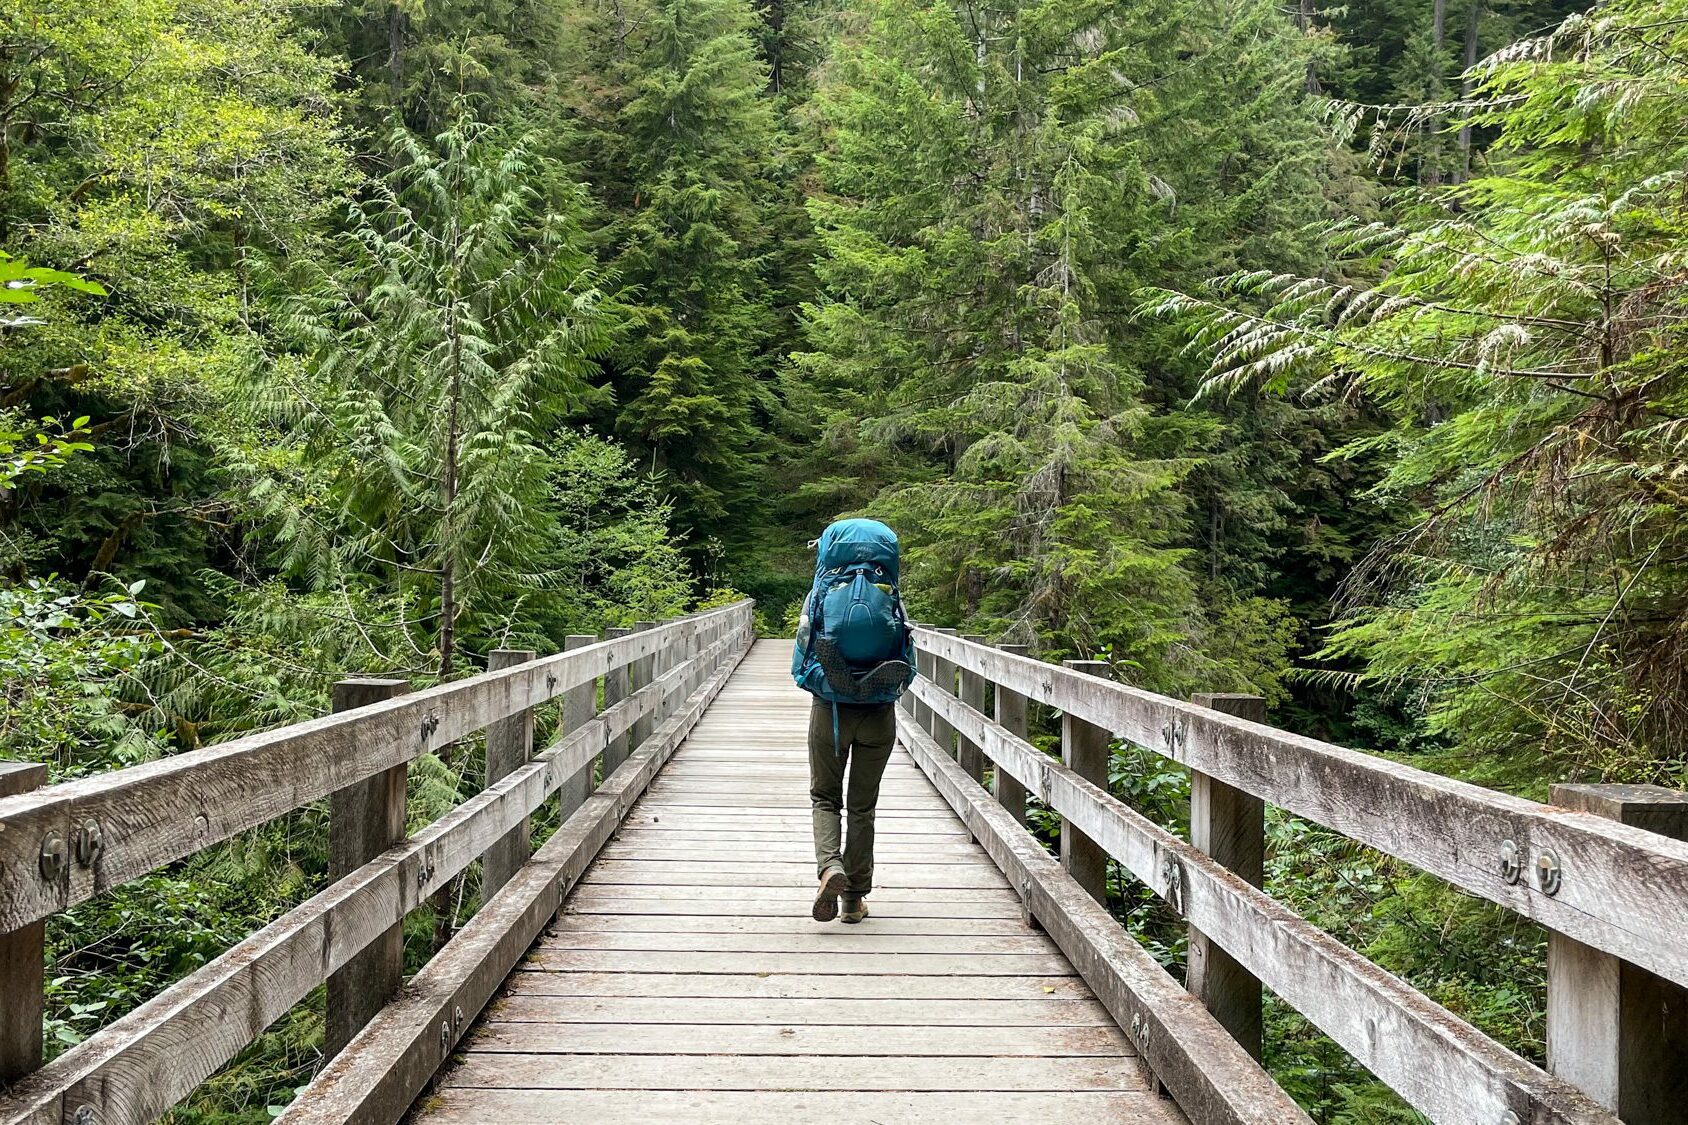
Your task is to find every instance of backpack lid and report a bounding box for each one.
[815,518,900,585]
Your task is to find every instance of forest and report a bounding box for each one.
[1,0,1684,1117]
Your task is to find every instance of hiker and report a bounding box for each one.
[790,518,916,924]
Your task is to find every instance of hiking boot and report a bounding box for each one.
[840,893,869,924]
[812,865,848,922]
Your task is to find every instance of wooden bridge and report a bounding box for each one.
[1,602,1686,1123]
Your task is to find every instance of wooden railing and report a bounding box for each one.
[904,627,1688,1125]
[0,601,755,1125]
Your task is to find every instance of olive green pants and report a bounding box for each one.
[809,699,897,895]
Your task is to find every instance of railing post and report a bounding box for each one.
[602,626,633,774]
[482,650,536,898]
[326,677,409,1059]
[558,635,599,819]
[957,635,989,783]
[1060,659,1112,905]
[993,644,1030,826]
[912,625,934,733]
[930,628,959,757]
[630,621,658,751]
[0,761,48,1083]
[1547,782,1688,1122]
[1187,692,1267,1060]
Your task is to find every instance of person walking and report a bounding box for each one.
[790,518,916,924]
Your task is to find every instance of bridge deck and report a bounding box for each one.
[411,641,1182,1123]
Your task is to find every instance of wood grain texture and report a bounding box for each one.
[413,1089,1183,1123]
[0,761,47,1084]
[914,628,1688,987]
[554,635,599,823]
[0,618,749,1125]
[957,634,989,781]
[1546,783,1688,1124]
[993,643,1031,826]
[275,624,752,1125]
[898,711,1308,1125]
[1186,691,1266,1061]
[914,677,1618,1125]
[1061,659,1111,906]
[326,678,409,1060]
[481,651,535,904]
[0,602,752,934]
[396,642,1182,1125]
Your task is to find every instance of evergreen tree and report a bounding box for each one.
[567,0,786,546]
[1148,0,1688,779]
[795,0,1333,690]
[255,116,620,678]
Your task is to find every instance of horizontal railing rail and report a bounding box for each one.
[903,627,1684,1125]
[0,601,755,1125]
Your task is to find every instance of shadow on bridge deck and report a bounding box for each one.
[409,641,1183,1123]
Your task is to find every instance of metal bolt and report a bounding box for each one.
[1498,839,1522,884]
[1536,850,1562,896]
[546,673,558,692]
[74,1107,96,1125]
[420,713,440,740]
[74,819,104,867]
[454,1005,465,1029]
[417,864,431,887]
[1499,1113,1520,1125]
[440,1020,451,1052]
[39,830,68,881]
[1161,856,1184,916]
[194,812,210,837]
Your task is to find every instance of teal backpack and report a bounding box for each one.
[791,519,916,718]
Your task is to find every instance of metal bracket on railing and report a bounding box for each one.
[1160,718,1187,755]
[1161,854,1184,916]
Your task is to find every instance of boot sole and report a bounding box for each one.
[812,869,848,922]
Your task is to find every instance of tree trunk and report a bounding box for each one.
[387,2,406,114]
[1422,0,1447,186]
[1296,0,1320,94]
[1455,1,1480,183]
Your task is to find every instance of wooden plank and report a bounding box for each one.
[327,678,409,1059]
[0,761,47,1085]
[0,602,752,933]
[1547,783,1688,1123]
[414,1088,1180,1124]
[898,711,1311,1125]
[522,949,1077,975]
[482,651,535,901]
[600,627,633,774]
[929,627,958,756]
[916,678,1618,1125]
[1061,659,1111,906]
[0,626,748,1125]
[485,995,1115,1025]
[555,635,599,821]
[957,635,989,781]
[578,861,1006,888]
[533,931,1060,955]
[549,913,1034,935]
[505,971,1095,1000]
[562,893,1025,919]
[916,628,1688,987]
[439,1053,1147,1091]
[467,1021,1131,1056]
[275,632,750,1125]
[630,621,657,752]
[994,643,1031,826]
[565,883,1019,904]
[1187,691,1266,1061]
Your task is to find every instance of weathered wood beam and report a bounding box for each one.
[327,678,411,1059]
[992,643,1030,827]
[276,628,751,1125]
[0,619,749,1125]
[897,716,1310,1125]
[0,761,47,1085]
[481,652,535,902]
[555,635,600,822]
[1547,783,1688,1123]
[913,680,1617,1125]
[0,603,751,934]
[1061,659,1111,907]
[601,626,634,775]
[1187,692,1266,1061]
[913,629,1688,988]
